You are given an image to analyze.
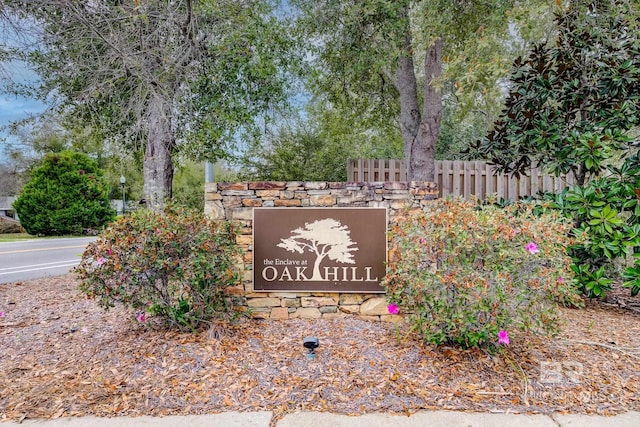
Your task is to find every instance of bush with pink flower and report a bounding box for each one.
[383,198,582,349]
[76,205,240,331]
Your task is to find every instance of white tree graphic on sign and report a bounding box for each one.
[277,218,358,281]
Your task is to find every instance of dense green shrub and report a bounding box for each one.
[525,154,640,298]
[565,174,639,297]
[13,151,115,235]
[565,157,640,297]
[76,207,240,331]
[383,199,582,349]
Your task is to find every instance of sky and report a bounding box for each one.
[0,93,45,127]
[1,13,48,163]
[0,60,47,163]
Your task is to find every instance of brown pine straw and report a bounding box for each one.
[1,276,639,422]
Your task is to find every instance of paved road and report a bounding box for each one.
[0,237,96,284]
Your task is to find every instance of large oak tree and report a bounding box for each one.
[1,0,294,210]
[292,0,534,181]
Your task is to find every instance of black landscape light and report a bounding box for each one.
[303,336,319,359]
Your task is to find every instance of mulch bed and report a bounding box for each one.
[1,275,639,424]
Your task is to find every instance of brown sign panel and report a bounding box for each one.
[253,208,387,293]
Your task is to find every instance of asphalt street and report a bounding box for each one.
[0,237,95,284]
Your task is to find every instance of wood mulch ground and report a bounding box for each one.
[1,275,639,424]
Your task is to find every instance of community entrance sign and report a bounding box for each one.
[253,208,387,293]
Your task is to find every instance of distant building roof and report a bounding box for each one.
[0,196,17,210]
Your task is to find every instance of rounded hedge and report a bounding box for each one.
[13,151,116,235]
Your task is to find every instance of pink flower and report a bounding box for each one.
[498,330,510,345]
[512,228,520,236]
[108,248,113,255]
[387,303,399,315]
[97,257,106,265]
[525,242,539,254]
[0,311,4,318]
[558,276,564,283]
[136,312,146,323]
[420,237,426,244]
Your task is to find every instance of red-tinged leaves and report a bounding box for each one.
[75,206,240,331]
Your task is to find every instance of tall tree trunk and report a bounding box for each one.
[396,8,421,181]
[396,7,443,183]
[143,95,174,211]
[416,37,443,182]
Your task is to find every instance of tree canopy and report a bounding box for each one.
[470,0,640,187]
[4,0,624,192]
[240,101,403,182]
[468,0,640,298]
[1,0,296,209]
[290,0,550,181]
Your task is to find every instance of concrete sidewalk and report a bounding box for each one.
[2,411,639,427]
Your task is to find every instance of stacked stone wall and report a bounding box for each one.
[204,181,437,321]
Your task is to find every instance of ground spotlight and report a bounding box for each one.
[303,336,319,359]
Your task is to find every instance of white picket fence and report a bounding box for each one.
[347,159,576,200]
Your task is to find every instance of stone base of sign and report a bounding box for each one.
[205,181,438,321]
[241,293,401,321]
